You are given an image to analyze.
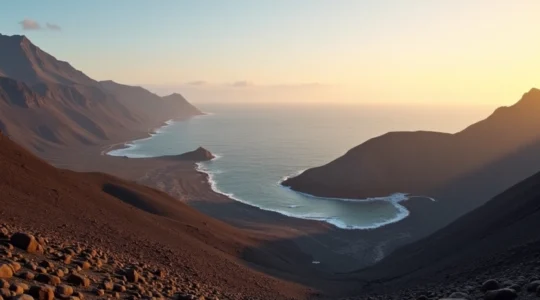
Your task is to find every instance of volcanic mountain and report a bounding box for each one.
[0,33,201,153]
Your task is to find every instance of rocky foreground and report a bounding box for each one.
[0,224,215,300]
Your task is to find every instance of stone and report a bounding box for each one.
[0,265,13,279]
[76,261,91,270]
[9,284,25,295]
[10,262,21,272]
[63,255,72,265]
[125,269,139,283]
[10,233,39,253]
[54,269,65,277]
[13,295,34,300]
[484,288,518,300]
[101,280,114,291]
[0,279,8,289]
[35,274,61,285]
[28,286,54,300]
[482,279,500,292]
[94,289,105,296]
[113,284,126,292]
[55,285,74,297]
[66,274,90,287]
[527,280,540,292]
[39,261,54,269]
[19,271,35,280]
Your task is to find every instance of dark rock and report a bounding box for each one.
[527,280,540,292]
[35,274,61,285]
[10,233,39,253]
[55,285,74,297]
[19,271,35,280]
[484,288,517,300]
[28,285,54,300]
[482,279,500,292]
[66,274,90,287]
[125,269,139,283]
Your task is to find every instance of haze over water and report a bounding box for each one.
[109,103,494,229]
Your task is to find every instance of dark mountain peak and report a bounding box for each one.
[0,33,28,42]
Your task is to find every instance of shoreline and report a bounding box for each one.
[101,113,433,231]
[39,113,444,276]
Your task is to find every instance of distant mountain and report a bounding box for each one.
[0,33,201,153]
[99,80,202,122]
[283,88,540,201]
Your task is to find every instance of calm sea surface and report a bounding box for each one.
[108,103,494,229]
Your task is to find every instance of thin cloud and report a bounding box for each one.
[229,81,254,88]
[46,23,61,31]
[19,19,41,30]
[186,80,207,86]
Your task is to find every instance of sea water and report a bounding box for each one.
[108,103,493,229]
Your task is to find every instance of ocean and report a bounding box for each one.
[108,103,494,229]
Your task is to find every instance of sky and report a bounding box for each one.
[1,1,540,105]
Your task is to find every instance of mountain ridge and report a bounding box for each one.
[0,33,201,153]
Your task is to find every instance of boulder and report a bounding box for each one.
[125,269,139,283]
[527,280,540,292]
[66,274,90,287]
[28,286,54,300]
[482,279,500,292]
[10,233,39,253]
[55,285,74,297]
[0,265,13,279]
[34,274,61,285]
[19,271,34,280]
[484,288,518,300]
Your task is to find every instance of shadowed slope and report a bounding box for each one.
[0,132,312,299]
[355,162,540,296]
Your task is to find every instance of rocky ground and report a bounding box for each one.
[0,224,217,300]
[343,241,540,300]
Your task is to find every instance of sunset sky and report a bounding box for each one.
[2,0,540,104]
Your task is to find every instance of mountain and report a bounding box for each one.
[99,80,202,122]
[0,33,200,153]
[353,164,540,298]
[0,130,310,299]
[0,34,95,86]
[283,88,540,208]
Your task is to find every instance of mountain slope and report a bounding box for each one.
[0,33,201,153]
[357,164,540,295]
[0,34,95,86]
[283,88,540,201]
[0,131,310,299]
[99,80,202,122]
